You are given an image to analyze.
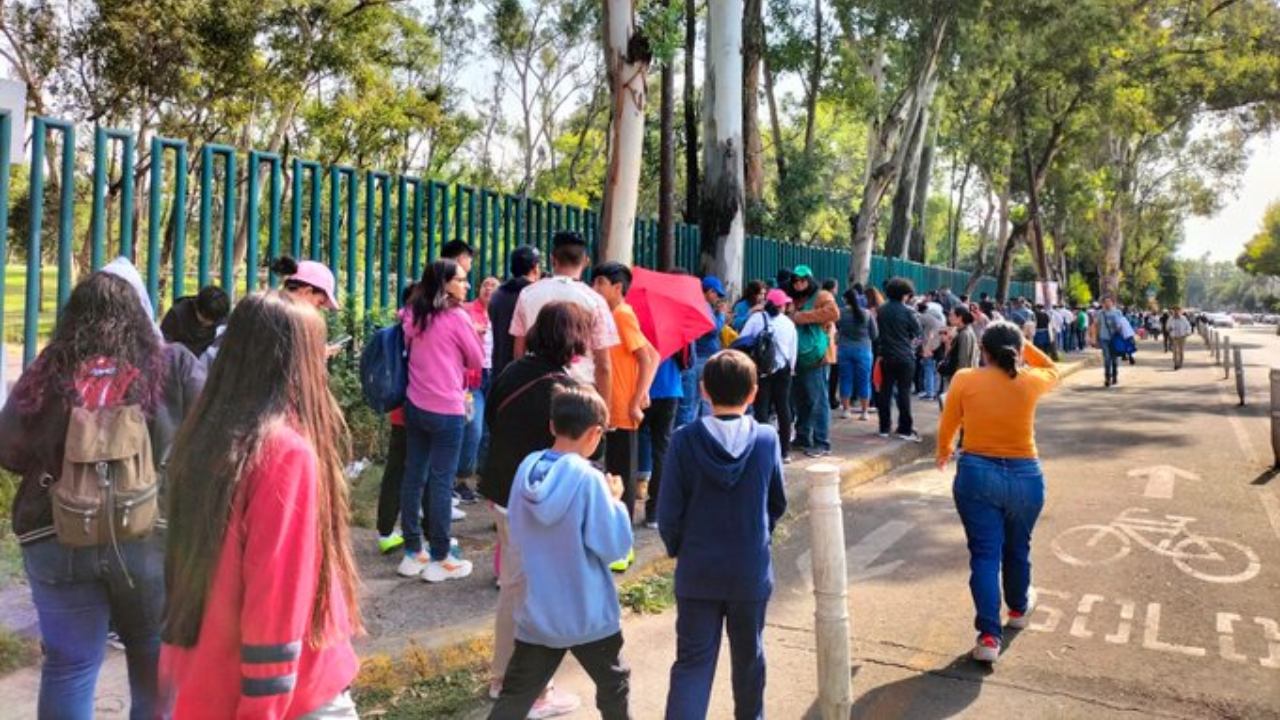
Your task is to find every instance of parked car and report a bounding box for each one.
[1209,313,1237,328]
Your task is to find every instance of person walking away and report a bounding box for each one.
[875,277,924,442]
[481,302,592,718]
[660,350,787,720]
[741,289,798,462]
[1089,297,1128,387]
[787,265,839,457]
[691,277,728,418]
[510,231,619,409]
[489,245,543,379]
[641,355,683,529]
[1167,307,1193,371]
[918,302,945,400]
[491,388,634,720]
[730,280,766,332]
[1074,306,1089,353]
[456,276,500,504]
[836,287,877,420]
[0,262,188,720]
[160,291,362,717]
[592,263,660,570]
[936,321,1060,663]
[1160,309,1172,353]
[399,259,485,582]
[160,285,229,357]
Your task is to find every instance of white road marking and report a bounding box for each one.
[1026,589,1070,633]
[1070,594,1104,639]
[1218,379,1260,466]
[1127,465,1199,499]
[1105,600,1135,645]
[1259,488,1280,546]
[1256,617,1280,669]
[794,519,915,591]
[1142,602,1206,657]
[1216,613,1248,663]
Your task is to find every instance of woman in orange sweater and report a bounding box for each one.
[936,321,1059,664]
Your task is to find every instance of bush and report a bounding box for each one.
[328,298,393,461]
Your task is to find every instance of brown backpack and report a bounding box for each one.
[52,404,158,547]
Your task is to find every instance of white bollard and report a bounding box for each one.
[1233,347,1244,405]
[1213,331,1221,362]
[1223,335,1231,378]
[1271,368,1280,468]
[807,463,851,720]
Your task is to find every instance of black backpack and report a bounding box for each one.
[731,312,777,377]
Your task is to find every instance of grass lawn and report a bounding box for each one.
[3,265,57,346]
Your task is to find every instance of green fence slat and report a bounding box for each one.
[148,138,188,309]
[245,151,281,293]
[0,112,10,376]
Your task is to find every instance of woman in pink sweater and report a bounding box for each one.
[397,259,485,582]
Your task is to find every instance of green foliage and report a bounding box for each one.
[1238,200,1280,277]
[1066,271,1093,307]
[354,667,486,719]
[327,297,391,462]
[0,628,40,676]
[618,571,675,614]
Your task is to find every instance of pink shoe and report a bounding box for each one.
[528,688,581,719]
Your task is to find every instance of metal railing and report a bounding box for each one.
[0,110,1032,371]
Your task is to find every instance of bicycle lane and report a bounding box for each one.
[764,339,1280,719]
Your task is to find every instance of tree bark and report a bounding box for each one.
[1101,134,1134,300]
[908,125,935,263]
[802,0,823,159]
[996,222,1027,303]
[683,0,700,223]
[702,0,745,296]
[600,0,653,264]
[658,62,677,270]
[963,190,997,295]
[742,0,764,209]
[948,157,972,270]
[885,71,936,260]
[763,55,787,182]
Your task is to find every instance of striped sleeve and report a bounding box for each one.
[236,432,320,719]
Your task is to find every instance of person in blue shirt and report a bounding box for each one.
[491,387,634,720]
[688,276,727,419]
[730,280,766,333]
[640,356,683,529]
[659,350,787,720]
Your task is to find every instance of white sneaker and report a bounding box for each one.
[452,506,467,521]
[528,688,581,719]
[839,408,852,419]
[397,551,431,578]
[452,496,460,508]
[423,557,473,582]
[488,679,502,701]
[972,633,1001,663]
[1008,587,1037,629]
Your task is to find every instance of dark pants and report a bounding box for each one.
[641,398,678,524]
[791,365,830,451]
[23,536,165,720]
[606,428,638,522]
[402,403,466,559]
[375,424,429,537]
[754,369,792,457]
[877,357,915,435]
[491,633,631,720]
[665,597,768,720]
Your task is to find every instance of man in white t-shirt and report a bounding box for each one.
[510,231,620,409]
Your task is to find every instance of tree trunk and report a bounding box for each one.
[600,0,653,264]
[948,157,972,270]
[683,0,700,223]
[996,222,1027,303]
[763,56,787,182]
[908,125,935,263]
[884,100,926,260]
[802,0,823,158]
[1101,134,1133,300]
[702,0,745,296]
[963,190,996,295]
[742,0,764,210]
[658,62,677,270]
[231,96,301,272]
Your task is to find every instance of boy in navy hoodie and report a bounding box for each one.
[659,349,787,720]
[491,386,634,720]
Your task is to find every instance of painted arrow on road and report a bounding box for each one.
[1128,465,1200,499]
[794,520,915,593]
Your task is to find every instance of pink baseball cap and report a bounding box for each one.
[291,260,339,310]
[766,288,791,307]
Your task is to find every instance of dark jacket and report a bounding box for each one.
[478,355,575,508]
[161,296,220,357]
[837,306,878,347]
[0,343,206,544]
[875,301,922,365]
[488,276,533,379]
[658,417,787,602]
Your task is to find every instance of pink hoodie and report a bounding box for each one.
[401,306,484,416]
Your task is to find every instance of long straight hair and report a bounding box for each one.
[408,259,462,330]
[163,291,361,647]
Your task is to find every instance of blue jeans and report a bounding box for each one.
[919,357,938,398]
[666,597,767,720]
[791,365,830,451]
[403,403,466,559]
[457,371,490,478]
[836,344,873,401]
[952,454,1045,640]
[1101,342,1119,382]
[676,366,700,427]
[23,536,165,720]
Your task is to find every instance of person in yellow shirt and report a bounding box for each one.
[935,321,1059,664]
[591,263,660,541]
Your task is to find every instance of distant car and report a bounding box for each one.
[1209,314,1236,328]
[1231,313,1252,325]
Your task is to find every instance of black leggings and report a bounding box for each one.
[376,424,428,537]
[754,369,793,457]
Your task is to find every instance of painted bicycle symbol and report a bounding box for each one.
[1051,507,1261,584]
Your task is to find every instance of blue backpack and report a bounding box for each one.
[359,324,408,413]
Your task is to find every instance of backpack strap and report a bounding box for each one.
[495,372,569,416]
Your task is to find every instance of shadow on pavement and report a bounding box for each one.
[1252,467,1279,486]
[799,653,989,719]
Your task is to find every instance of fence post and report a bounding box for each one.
[1212,331,1220,362]
[807,463,851,720]
[1271,368,1280,468]
[1233,347,1244,406]
[1222,335,1231,378]
[0,111,10,402]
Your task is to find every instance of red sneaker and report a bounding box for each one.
[972,633,1001,663]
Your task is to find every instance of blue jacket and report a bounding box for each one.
[508,450,633,648]
[658,416,787,601]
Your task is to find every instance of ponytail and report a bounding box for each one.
[980,320,1024,379]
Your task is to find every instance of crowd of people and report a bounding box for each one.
[1,227,1200,719]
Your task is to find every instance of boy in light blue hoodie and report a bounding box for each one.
[491,386,634,720]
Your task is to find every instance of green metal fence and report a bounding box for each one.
[0,110,1030,371]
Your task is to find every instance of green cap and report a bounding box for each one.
[793,264,815,279]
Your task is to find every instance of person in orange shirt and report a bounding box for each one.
[592,263,659,544]
[935,321,1059,665]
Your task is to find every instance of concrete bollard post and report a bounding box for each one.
[807,463,851,720]
[1233,348,1245,405]
[1223,336,1231,378]
[1271,368,1280,468]
[1213,331,1221,362]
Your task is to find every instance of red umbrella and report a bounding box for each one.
[626,267,715,361]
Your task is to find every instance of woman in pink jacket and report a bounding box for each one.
[397,259,485,583]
